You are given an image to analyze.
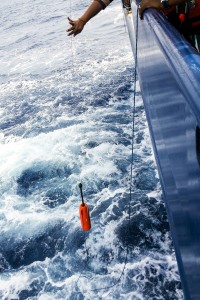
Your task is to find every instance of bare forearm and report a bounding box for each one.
[67,0,105,36]
[80,1,103,24]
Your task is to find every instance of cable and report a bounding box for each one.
[69,1,140,297]
[69,0,75,97]
[129,2,139,235]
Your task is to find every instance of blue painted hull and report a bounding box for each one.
[124,3,200,299]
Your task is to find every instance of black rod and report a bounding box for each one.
[79,183,85,206]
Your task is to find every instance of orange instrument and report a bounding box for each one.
[79,183,91,231]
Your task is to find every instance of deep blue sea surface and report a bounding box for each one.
[0,0,183,299]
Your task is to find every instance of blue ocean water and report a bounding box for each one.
[0,0,183,299]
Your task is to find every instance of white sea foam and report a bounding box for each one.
[0,271,30,299]
[0,0,183,299]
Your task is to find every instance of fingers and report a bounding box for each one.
[66,17,76,36]
[69,21,75,26]
[66,25,80,37]
[73,31,80,37]
[67,25,75,32]
[66,17,84,37]
[67,28,76,36]
[138,0,163,19]
[67,30,81,37]
[68,31,75,36]
[67,17,75,26]
[67,17,73,23]
[139,0,151,20]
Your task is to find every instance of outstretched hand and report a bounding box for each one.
[139,0,163,19]
[67,17,86,36]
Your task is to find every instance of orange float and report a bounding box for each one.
[79,203,91,231]
[79,183,91,231]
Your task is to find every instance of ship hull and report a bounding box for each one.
[124,3,200,299]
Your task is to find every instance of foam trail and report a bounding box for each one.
[0,0,183,299]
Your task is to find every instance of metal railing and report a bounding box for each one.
[124,2,200,300]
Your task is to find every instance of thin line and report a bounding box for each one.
[73,6,139,298]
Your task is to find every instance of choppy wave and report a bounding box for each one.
[0,0,183,299]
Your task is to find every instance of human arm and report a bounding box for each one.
[67,0,104,36]
[139,0,187,19]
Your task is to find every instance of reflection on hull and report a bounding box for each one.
[123,2,200,299]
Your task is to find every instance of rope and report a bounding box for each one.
[129,2,139,235]
[69,0,75,97]
[68,1,140,297]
